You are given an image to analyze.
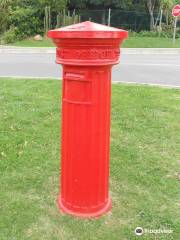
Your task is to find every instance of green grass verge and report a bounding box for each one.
[7,36,180,48]
[0,78,179,240]
[122,36,180,48]
[10,38,54,47]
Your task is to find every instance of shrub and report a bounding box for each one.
[128,29,180,38]
[0,8,10,35]
[1,28,19,43]
[161,23,180,38]
[9,7,43,40]
[128,30,159,37]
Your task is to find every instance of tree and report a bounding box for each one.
[146,0,156,30]
[68,0,132,10]
[159,0,176,25]
[38,0,67,12]
[0,0,12,34]
[68,0,133,24]
[0,0,12,8]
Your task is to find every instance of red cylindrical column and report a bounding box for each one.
[48,21,128,218]
[60,65,112,217]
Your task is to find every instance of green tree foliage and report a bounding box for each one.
[0,0,68,40]
[0,0,12,33]
[10,8,43,38]
[1,0,179,42]
[146,0,157,30]
[158,0,179,26]
[38,0,67,12]
[68,0,132,9]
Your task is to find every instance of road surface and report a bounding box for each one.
[0,52,180,87]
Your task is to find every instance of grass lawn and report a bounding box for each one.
[0,78,179,240]
[122,36,180,48]
[10,37,54,47]
[6,36,180,48]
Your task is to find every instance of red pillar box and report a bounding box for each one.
[48,21,128,218]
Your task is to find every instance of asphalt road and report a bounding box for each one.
[0,52,180,87]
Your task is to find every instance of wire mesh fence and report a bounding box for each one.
[78,9,155,31]
[20,8,180,35]
[78,9,180,31]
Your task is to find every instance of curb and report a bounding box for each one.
[122,48,180,54]
[0,46,55,54]
[0,46,180,54]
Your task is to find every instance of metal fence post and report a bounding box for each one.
[108,8,111,26]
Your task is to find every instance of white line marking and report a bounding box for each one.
[120,63,180,67]
[0,75,60,80]
[113,80,180,88]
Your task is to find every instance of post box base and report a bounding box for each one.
[57,197,112,218]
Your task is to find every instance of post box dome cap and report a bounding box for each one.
[47,21,128,39]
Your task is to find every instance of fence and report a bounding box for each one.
[78,9,155,31]
[50,9,180,32]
